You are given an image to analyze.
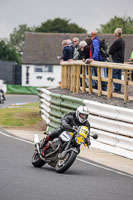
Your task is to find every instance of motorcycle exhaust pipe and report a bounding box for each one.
[33,134,41,154]
[33,134,46,162]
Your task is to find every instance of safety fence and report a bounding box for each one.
[61,60,133,102]
[38,88,133,160]
[38,88,83,131]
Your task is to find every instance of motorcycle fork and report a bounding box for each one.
[64,136,73,151]
[60,136,78,159]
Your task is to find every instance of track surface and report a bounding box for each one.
[0,131,133,200]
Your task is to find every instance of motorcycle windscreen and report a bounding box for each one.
[75,126,89,144]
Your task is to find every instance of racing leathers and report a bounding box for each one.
[40,111,90,149]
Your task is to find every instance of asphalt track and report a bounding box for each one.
[0,130,133,200]
[0,94,38,108]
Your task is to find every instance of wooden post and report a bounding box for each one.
[82,65,86,93]
[61,65,68,89]
[61,65,64,88]
[107,68,112,99]
[76,65,81,93]
[65,65,68,88]
[70,65,73,92]
[97,67,102,96]
[88,66,92,94]
[72,65,76,93]
[124,70,128,102]
[68,65,71,89]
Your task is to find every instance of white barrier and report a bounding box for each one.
[38,88,51,125]
[38,88,133,159]
[84,100,133,159]
[89,115,133,137]
[84,100,133,123]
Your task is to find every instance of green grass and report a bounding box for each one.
[0,102,43,129]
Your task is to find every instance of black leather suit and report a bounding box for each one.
[49,112,90,140]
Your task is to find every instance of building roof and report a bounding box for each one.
[22,32,88,65]
[22,32,133,64]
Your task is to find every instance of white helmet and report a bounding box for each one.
[76,106,89,123]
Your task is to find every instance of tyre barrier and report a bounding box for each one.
[38,88,133,159]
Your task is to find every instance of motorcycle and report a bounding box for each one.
[0,89,6,104]
[31,125,98,173]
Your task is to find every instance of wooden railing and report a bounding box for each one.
[61,60,133,102]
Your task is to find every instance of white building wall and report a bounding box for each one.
[22,64,61,87]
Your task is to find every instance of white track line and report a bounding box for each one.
[77,158,133,178]
[0,130,33,144]
[0,130,133,179]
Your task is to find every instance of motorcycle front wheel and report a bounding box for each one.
[55,151,77,173]
[31,151,46,168]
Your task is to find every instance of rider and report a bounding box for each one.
[0,89,6,103]
[40,106,91,151]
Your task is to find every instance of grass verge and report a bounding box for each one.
[0,102,46,130]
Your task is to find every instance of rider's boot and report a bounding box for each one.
[40,135,51,149]
[40,135,51,156]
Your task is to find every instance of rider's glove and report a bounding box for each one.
[64,124,73,131]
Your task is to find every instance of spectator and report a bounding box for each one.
[57,40,73,62]
[79,40,91,87]
[109,28,125,93]
[72,37,80,60]
[67,39,74,56]
[67,39,72,46]
[90,31,104,89]
[85,37,92,47]
[78,40,90,61]
[90,31,107,91]
[129,51,133,81]
[129,51,133,62]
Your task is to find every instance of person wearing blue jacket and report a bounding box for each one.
[57,40,73,61]
[90,31,107,91]
[91,31,101,89]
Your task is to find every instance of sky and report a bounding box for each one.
[0,0,133,39]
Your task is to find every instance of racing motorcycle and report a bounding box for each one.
[0,89,6,104]
[31,126,98,173]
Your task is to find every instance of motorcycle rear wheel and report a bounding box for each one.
[31,151,46,167]
[55,151,77,173]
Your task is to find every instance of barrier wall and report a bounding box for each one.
[38,88,133,159]
[6,85,38,94]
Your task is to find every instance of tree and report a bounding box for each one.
[98,16,133,34]
[35,18,87,33]
[10,24,35,50]
[0,40,21,63]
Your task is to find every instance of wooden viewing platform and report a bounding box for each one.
[61,60,133,102]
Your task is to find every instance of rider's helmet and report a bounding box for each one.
[76,106,89,123]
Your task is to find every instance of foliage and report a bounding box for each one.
[0,40,21,63]
[98,16,133,34]
[9,24,35,50]
[35,18,87,33]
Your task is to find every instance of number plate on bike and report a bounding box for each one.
[75,126,89,144]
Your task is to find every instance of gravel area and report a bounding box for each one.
[49,87,133,109]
